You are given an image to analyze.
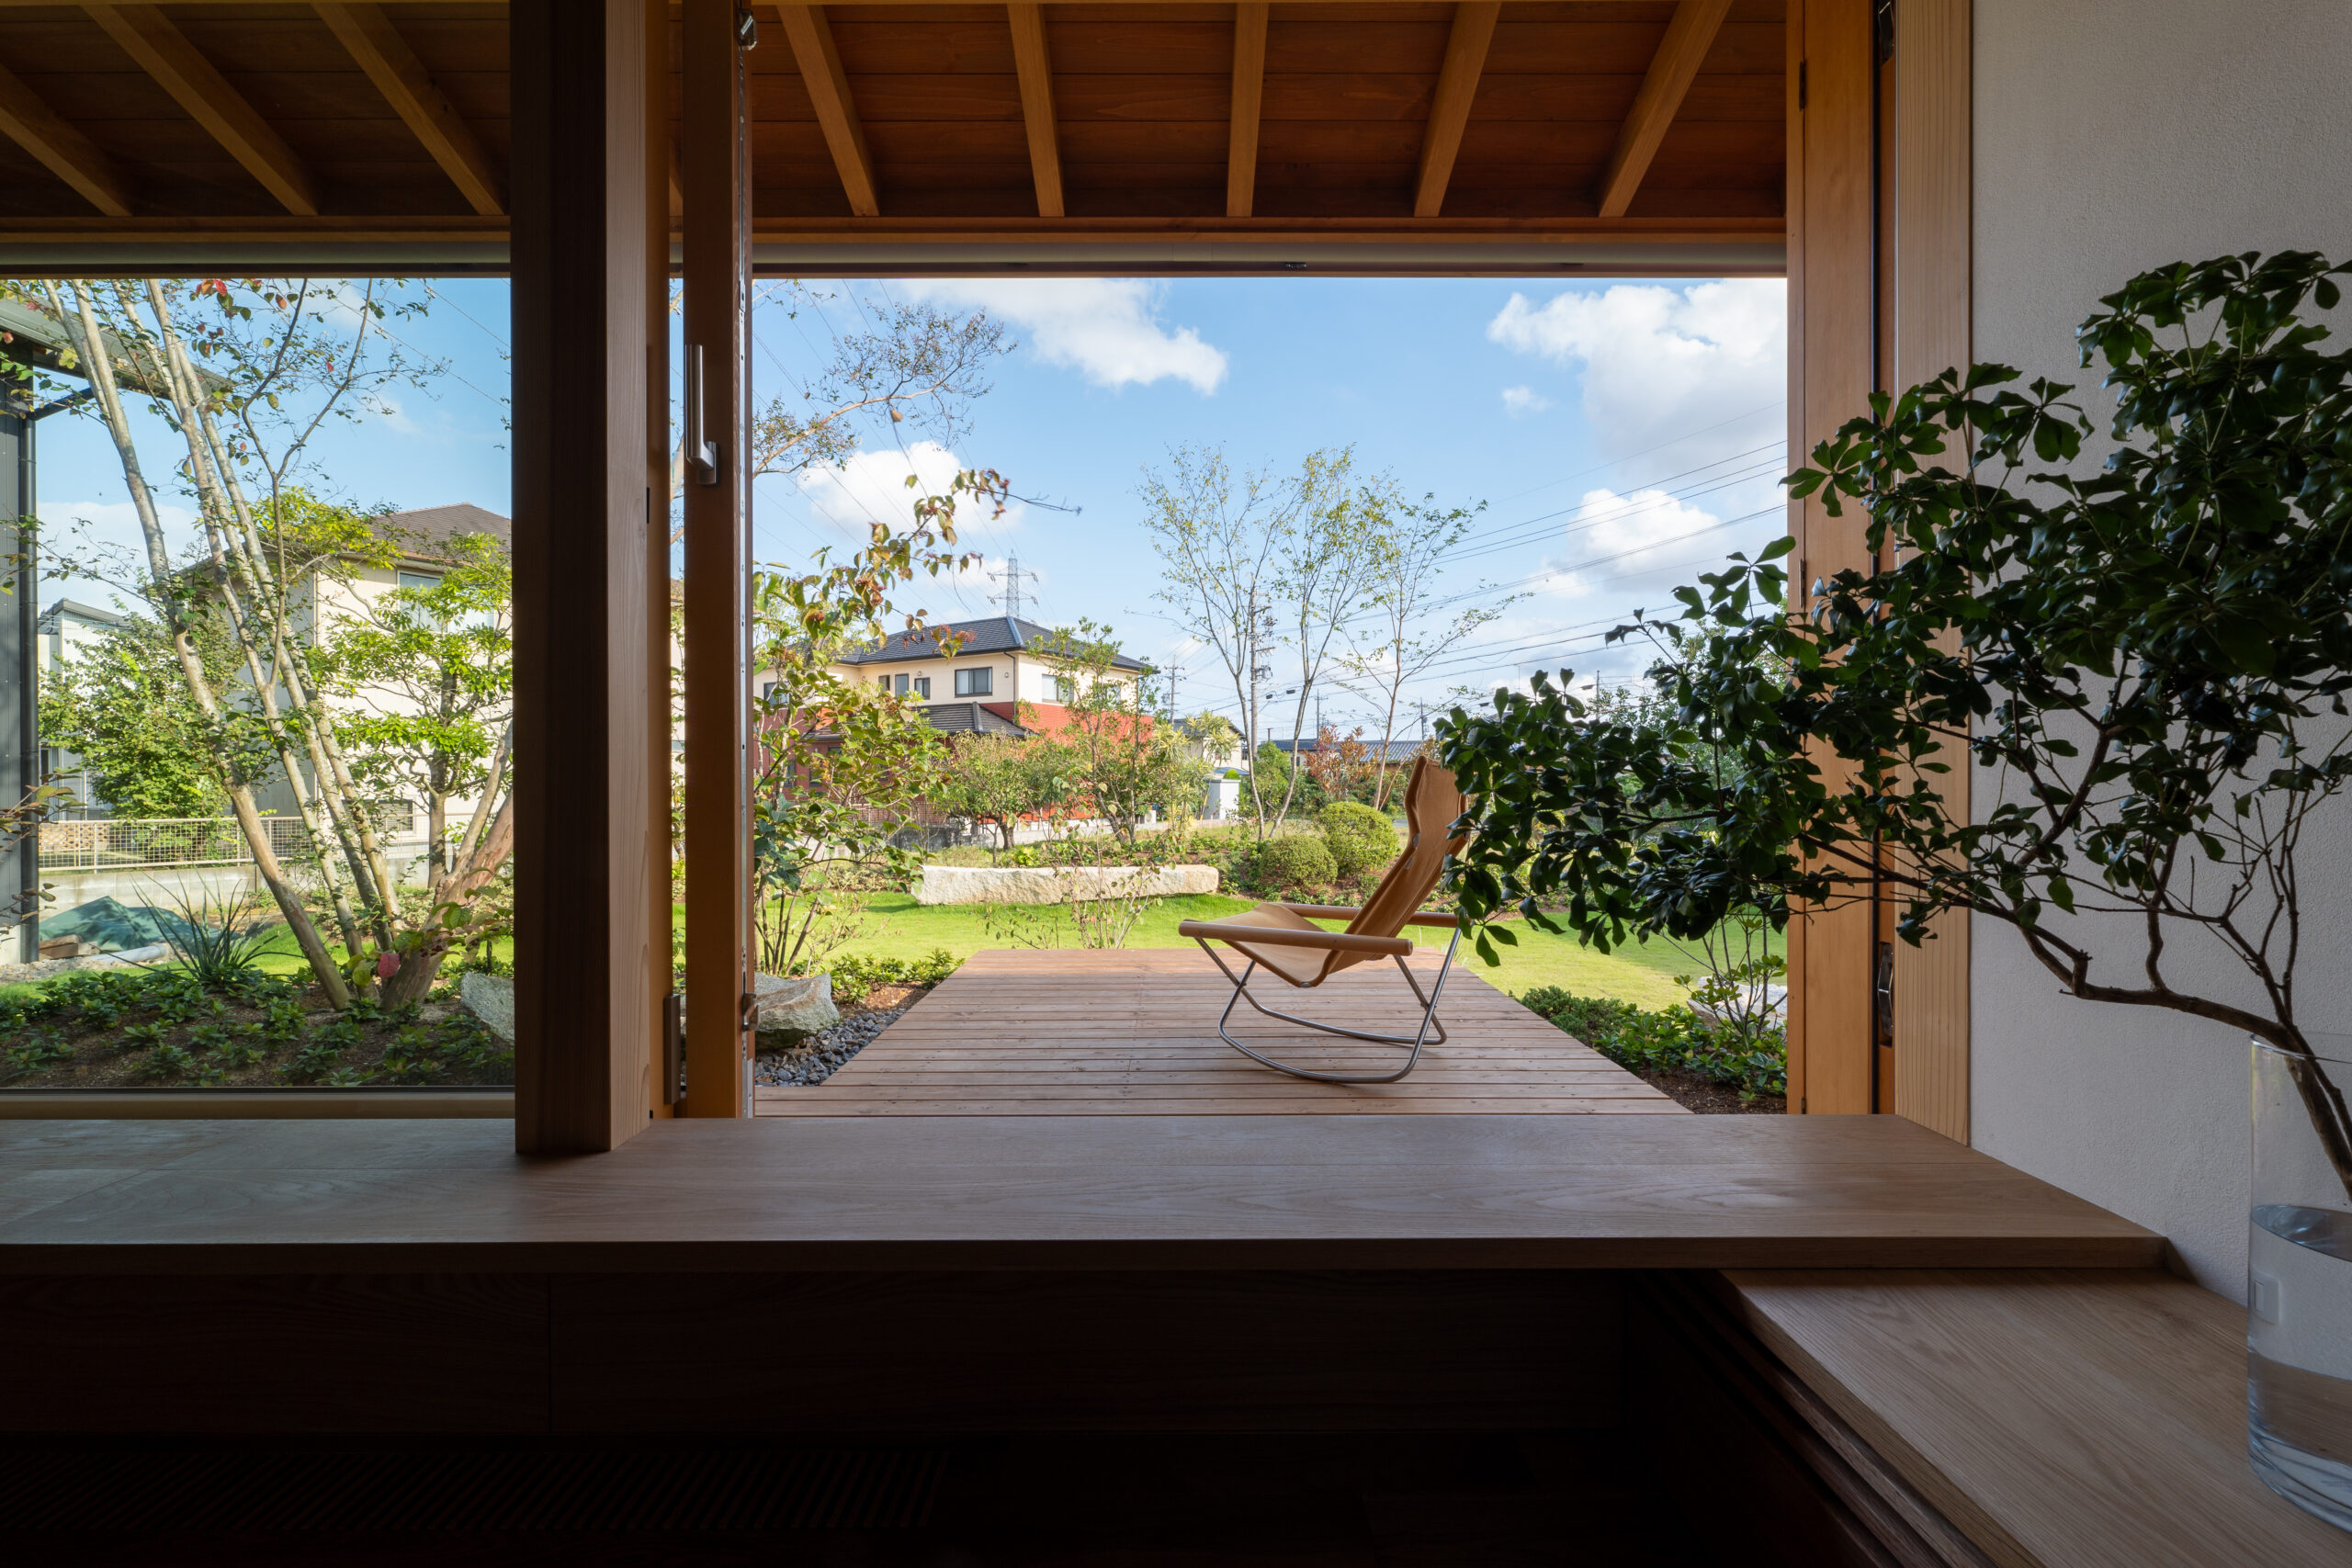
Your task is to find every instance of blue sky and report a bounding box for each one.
[33,273,1786,739]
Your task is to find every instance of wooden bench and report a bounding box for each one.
[1642,1268,2349,1568]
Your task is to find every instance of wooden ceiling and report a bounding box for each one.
[0,1,1785,274]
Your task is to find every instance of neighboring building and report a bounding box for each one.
[825,615,1148,737]
[34,598,128,812]
[257,502,512,859]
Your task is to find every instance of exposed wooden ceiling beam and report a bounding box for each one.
[314,2,501,217]
[1595,0,1733,219]
[83,3,319,216]
[0,56,130,216]
[1005,4,1063,219]
[1411,1,1498,220]
[1226,1,1267,220]
[774,4,879,219]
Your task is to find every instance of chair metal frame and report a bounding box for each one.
[1192,925,1463,1085]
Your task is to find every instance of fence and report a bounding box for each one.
[39,816,380,873]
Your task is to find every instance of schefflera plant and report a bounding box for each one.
[1437,251,2352,1200]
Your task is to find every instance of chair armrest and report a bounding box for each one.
[1176,919,1414,958]
[1273,904,1461,929]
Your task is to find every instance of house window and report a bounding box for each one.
[895,673,910,695]
[878,675,890,693]
[1055,675,1074,705]
[955,667,992,697]
[396,570,440,592]
[914,676,932,699]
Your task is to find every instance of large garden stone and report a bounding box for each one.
[916,863,1218,906]
[754,971,839,1042]
[460,972,516,1043]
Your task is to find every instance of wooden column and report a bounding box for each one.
[681,0,753,1117]
[645,0,677,1119]
[1783,0,1876,1115]
[1887,0,1972,1144]
[510,0,656,1152]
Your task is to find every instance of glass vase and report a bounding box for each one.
[2248,1033,2352,1532]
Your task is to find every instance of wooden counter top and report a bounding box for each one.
[0,1113,2158,1274]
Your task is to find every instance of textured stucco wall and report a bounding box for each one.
[1970,0,2352,1294]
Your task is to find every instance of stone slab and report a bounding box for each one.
[915,864,1219,906]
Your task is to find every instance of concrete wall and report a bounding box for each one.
[1969,0,2352,1294]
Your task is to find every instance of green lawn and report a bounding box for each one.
[829,892,1747,1011]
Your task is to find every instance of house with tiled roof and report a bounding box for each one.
[827,615,1147,738]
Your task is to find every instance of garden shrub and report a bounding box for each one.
[1254,833,1337,895]
[1317,802,1399,882]
[1519,985,1787,1100]
[829,947,960,1006]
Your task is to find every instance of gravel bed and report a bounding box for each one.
[754,1005,908,1087]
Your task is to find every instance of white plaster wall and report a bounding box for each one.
[1971,0,2352,1294]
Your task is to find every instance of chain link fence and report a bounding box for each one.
[39,815,388,873]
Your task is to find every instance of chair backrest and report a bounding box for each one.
[1327,757,1466,976]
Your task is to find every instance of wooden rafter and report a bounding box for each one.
[314,2,502,217]
[0,55,130,216]
[1226,2,1268,220]
[1595,0,1733,219]
[83,3,319,216]
[1006,4,1063,219]
[775,3,879,219]
[1411,1,1498,220]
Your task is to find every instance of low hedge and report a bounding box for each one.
[1253,833,1338,895]
[1519,984,1787,1099]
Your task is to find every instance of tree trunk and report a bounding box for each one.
[51,282,353,1008]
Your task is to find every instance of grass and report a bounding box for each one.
[820,892,1752,1012]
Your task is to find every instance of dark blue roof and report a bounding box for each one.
[840,615,1148,671]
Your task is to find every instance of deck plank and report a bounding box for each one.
[760,947,1681,1118]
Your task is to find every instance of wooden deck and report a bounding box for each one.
[756,948,1683,1118]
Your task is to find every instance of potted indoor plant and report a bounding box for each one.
[1436,251,2352,1531]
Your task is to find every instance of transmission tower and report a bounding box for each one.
[989,552,1042,619]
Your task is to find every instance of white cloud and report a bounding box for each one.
[1487,279,1785,463]
[792,440,1026,542]
[1536,487,1725,599]
[1500,385,1553,415]
[899,278,1227,394]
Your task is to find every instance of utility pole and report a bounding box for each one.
[989,551,1042,620]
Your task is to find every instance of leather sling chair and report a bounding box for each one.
[1176,757,1468,1084]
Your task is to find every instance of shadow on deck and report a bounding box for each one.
[755,947,1683,1118]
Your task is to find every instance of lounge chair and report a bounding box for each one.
[1176,758,1467,1083]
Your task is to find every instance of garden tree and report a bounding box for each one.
[41,614,233,819]
[1298,725,1377,807]
[1333,484,1510,810]
[749,469,1009,975]
[309,529,513,893]
[1034,619,1210,842]
[1250,739,1324,817]
[1179,710,1240,768]
[931,731,1069,855]
[1137,444,1384,840]
[16,277,446,1006]
[1438,251,2352,1201]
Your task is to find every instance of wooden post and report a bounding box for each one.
[509,0,656,1153]
[646,0,678,1120]
[1784,0,1877,1115]
[1887,0,1972,1143]
[681,0,753,1117]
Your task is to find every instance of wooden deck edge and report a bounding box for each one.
[0,1089,514,1120]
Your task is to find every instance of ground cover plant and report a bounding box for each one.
[0,960,507,1089]
[1519,985,1787,1106]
